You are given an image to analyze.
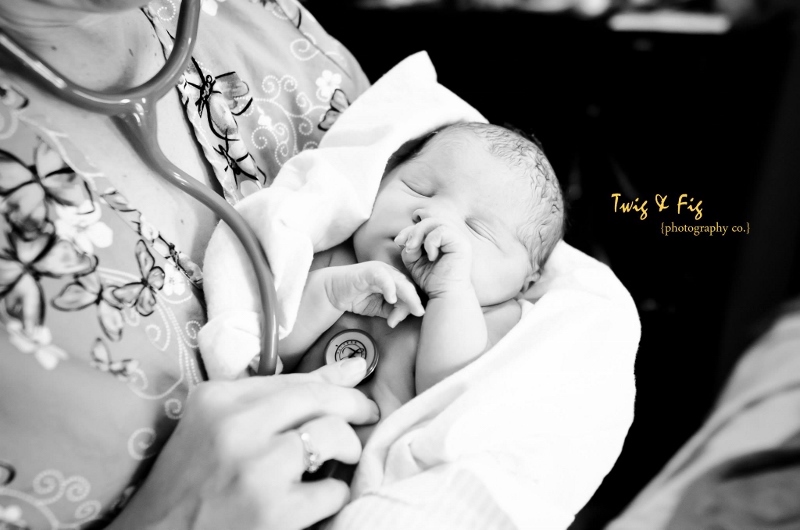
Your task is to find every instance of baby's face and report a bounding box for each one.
[353,129,534,306]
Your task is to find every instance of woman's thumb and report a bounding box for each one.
[313,357,368,387]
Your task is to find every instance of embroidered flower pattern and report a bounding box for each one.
[135,214,203,286]
[180,58,266,194]
[100,188,136,213]
[0,144,92,241]
[201,0,225,16]
[0,228,96,329]
[6,320,69,370]
[0,82,29,140]
[316,70,342,101]
[89,338,139,381]
[0,503,29,530]
[111,240,165,317]
[0,1,366,527]
[162,262,187,297]
[318,88,350,131]
[0,461,15,486]
[52,271,125,342]
[53,201,113,254]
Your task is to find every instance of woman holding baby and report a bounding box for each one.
[0,0,642,527]
[0,0,377,528]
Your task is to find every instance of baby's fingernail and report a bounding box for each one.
[339,357,367,377]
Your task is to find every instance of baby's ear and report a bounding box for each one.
[521,270,542,293]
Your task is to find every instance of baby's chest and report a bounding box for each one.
[296,312,421,411]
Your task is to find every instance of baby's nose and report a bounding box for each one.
[412,207,451,224]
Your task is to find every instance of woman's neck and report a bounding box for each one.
[0,3,161,92]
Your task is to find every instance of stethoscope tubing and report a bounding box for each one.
[0,0,279,376]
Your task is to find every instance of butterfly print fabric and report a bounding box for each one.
[0,0,369,527]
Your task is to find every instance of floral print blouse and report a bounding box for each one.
[0,1,369,528]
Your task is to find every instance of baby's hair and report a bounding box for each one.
[441,122,566,277]
[383,128,443,174]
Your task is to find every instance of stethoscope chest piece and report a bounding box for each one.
[325,329,378,380]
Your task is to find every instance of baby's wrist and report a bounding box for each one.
[426,279,476,301]
[318,268,343,308]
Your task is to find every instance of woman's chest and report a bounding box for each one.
[36,88,221,267]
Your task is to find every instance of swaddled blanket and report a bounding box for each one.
[198,52,640,528]
[199,52,485,378]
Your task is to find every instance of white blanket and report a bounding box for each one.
[199,51,485,378]
[198,52,641,528]
[330,241,640,529]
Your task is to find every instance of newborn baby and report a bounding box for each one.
[279,121,565,443]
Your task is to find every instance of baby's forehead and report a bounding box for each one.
[424,131,528,187]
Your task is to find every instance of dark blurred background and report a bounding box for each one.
[303,0,800,527]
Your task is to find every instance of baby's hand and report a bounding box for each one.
[394,210,473,298]
[326,262,425,328]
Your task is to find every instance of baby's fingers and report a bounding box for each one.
[394,225,414,248]
[405,218,441,250]
[370,267,397,305]
[423,227,445,262]
[394,273,425,317]
[387,304,411,328]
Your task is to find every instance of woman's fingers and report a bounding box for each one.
[235,435,352,530]
[259,416,363,481]
[307,357,369,386]
[233,357,369,400]
[283,479,351,530]
[219,381,378,458]
[295,415,363,467]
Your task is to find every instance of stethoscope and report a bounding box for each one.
[0,0,284,375]
[0,0,381,379]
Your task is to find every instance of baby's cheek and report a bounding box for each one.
[472,257,527,305]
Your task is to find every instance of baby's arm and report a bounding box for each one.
[397,214,495,394]
[416,282,487,393]
[281,245,425,367]
[278,248,347,367]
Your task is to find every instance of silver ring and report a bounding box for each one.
[299,431,322,474]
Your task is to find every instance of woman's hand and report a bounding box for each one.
[107,358,379,530]
[325,261,425,328]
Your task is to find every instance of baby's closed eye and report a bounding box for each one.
[403,179,433,197]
